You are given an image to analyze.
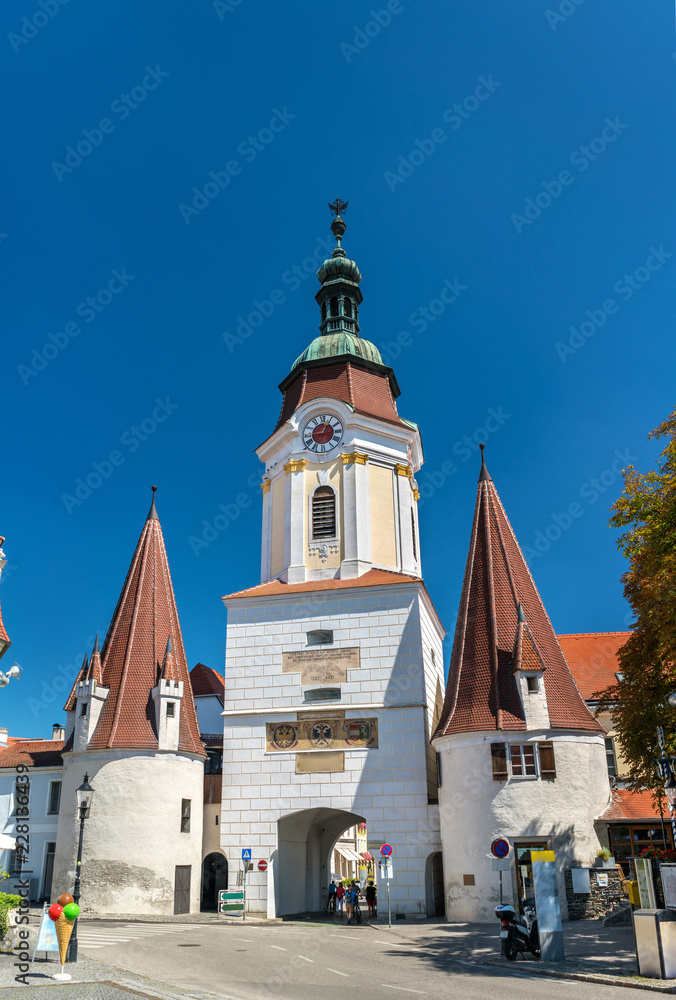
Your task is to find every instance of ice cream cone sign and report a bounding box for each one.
[48,897,80,967]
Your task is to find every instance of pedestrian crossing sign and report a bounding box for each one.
[242,848,252,860]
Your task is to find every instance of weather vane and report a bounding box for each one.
[328,198,349,217]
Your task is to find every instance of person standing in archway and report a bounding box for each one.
[365,880,377,919]
[336,880,345,917]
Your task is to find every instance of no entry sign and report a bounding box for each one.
[491,838,510,859]
[380,844,393,857]
[258,859,268,872]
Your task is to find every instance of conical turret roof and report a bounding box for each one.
[69,494,204,754]
[434,457,603,737]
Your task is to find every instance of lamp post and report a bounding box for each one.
[66,774,95,963]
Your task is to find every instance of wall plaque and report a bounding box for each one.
[282,646,359,685]
[266,717,378,753]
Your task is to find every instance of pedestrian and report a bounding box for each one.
[365,880,377,919]
[327,879,337,914]
[336,880,345,916]
[346,882,357,925]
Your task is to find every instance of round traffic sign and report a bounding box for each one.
[380,844,393,857]
[491,838,510,859]
[258,859,268,872]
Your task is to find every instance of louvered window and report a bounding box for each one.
[312,487,336,538]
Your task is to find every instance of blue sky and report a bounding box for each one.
[2,0,674,736]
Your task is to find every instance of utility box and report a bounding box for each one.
[634,909,676,979]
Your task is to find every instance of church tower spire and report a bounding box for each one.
[315,201,362,338]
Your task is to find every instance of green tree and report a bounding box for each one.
[595,406,676,789]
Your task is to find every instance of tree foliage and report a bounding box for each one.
[595,406,676,789]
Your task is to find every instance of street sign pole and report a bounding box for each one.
[499,869,503,905]
[387,878,391,928]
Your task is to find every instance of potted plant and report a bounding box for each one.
[596,848,615,868]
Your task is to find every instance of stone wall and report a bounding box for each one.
[565,866,625,919]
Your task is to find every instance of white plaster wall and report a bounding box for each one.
[202,804,221,857]
[52,750,204,915]
[434,731,611,922]
[0,767,61,899]
[221,584,445,916]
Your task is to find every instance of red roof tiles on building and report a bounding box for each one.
[601,788,664,822]
[0,739,64,769]
[274,361,402,431]
[69,499,204,756]
[557,632,630,701]
[434,464,603,737]
[222,567,422,601]
[190,663,225,700]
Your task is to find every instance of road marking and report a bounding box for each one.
[327,969,348,977]
[374,940,417,947]
[297,955,313,962]
[230,937,254,943]
[77,924,198,950]
[380,987,426,994]
[271,945,287,951]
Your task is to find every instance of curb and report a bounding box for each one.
[454,956,676,993]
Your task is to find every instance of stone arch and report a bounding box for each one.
[200,852,228,911]
[275,807,365,916]
[425,850,444,917]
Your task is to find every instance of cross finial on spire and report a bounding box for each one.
[478,444,492,482]
[328,199,348,251]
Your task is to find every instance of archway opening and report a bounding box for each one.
[425,851,444,917]
[200,852,228,911]
[276,807,365,917]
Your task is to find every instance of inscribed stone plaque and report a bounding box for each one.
[266,717,378,753]
[296,751,345,774]
[282,646,359,685]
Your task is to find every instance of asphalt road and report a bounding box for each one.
[75,918,645,1000]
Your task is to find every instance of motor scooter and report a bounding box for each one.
[494,903,540,960]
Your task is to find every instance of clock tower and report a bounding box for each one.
[220,205,445,920]
[258,205,421,584]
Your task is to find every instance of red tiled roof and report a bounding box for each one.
[190,663,225,700]
[434,465,603,737]
[64,655,88,712]
[0,740,64,769]
[222,568,422,601]
[601,788,664,822]
[274,361,402,431]
[557,632,630,701]
[73,501,204,755]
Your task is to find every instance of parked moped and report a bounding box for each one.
[495,903,540,960]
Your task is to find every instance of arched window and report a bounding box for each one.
[330,296,339,317]
[321,302,326,322]
[312,487,336,538]
[344,298,353,318]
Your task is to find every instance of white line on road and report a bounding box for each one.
[270,945,287,951]
[380,987,426,994]
[230,937,254,943]
[297,955,313,962]
[327,969,348,977]
[374,940,417,947]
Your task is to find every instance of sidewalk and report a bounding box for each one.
[365,917,676,993]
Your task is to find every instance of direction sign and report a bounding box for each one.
[491,838,510,859]
[258,859,268,872]
[241,848,252,861]
[219,890,245,916]
[380,844,393,857]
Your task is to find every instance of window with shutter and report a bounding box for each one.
[312,487,336,539]
[538,741,556,780]
[491,742,508,781]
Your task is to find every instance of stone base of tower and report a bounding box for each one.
[53,750,204,916]
[434,731,611,922]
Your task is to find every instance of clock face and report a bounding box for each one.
[303,414,344,453]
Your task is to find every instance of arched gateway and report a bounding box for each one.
[219,210,445,918]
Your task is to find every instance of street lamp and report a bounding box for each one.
[66,774,95,962]
[0,664,22,688]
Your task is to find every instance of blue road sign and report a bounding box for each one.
[242,848,252,860]
[381,843,393,857]
[491,838,510,859]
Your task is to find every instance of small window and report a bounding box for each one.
[180,799,191,833]
[166,701,175,717]
[526,676,539,694]
[47,781,61,815]
[307,630,333,646]
[330,296,339,317]
[411,509,417,562]
[605,737,617,778]
[312,487,336,539]
[344,298,353,318]
[80,702,87,716]
[436,751,442,788]
[509,744,537,778]
[304,687,341,702]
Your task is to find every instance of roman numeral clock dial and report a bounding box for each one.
[303,414,344,453]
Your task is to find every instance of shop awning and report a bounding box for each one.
[335,846,362,863]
